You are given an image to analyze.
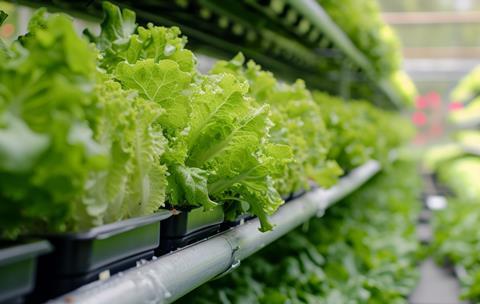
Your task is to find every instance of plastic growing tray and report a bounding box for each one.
[39,211,171,275]
[283,181,316,204]
[30,211,172,301]
[158,206,224,254]
[223,187,311,230]
[285,189,308,202]
[31,251,154,302]
[0,240,51,304]
[221,213,255,230]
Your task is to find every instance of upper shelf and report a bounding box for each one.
[244,0,404,108]
[10,0,403,109]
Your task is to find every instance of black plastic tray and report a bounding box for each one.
[221,213,255,230]
[283,181,316,203]
[158,206,224,254]
[285,189,308,202]
[29,251,153,302]
[0,240,51,304]
[36,211,172,277]
[223,187,312,229]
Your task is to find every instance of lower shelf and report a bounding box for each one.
[48,160,381,304]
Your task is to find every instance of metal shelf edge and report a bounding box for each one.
[285,0,370,70]
[286,0,402,109]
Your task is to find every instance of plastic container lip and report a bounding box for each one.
[161,205,224,239]
[185,206,224,233]
[39,210,173,240]
[0,240,52,266]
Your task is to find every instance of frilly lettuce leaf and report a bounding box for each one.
[167,164,215,209]
[91,7,292,229]
[313,92,413,171]
[0,11,106,236]
[86,2,196,74]
[77,79,167,229]
[113,53,290,229]
[210,53,342,192]
[0,8,169,236]
[0,2,411,237]
[180,161,421,303]
[114,59,191,133]
[85,2,136,51]
[0,113,49,173]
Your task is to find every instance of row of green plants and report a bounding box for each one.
[432,157,480,301]
[179,159,422,304]
[319,0,401,78]
[0,2,412,238]
[425,62,480,299]
[318,0,417,106]
[426,61,480,301]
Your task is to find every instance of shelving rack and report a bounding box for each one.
[47,160,381,304]
[10,0,403,109]
[1,1,403,302]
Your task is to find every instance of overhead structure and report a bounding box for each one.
[11,0,403,109]
[48,161,381,304]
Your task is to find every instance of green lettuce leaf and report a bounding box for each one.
[114,58,191,132]
[180,160,421,303]
[0,10,106,235]
[77,79,167,228]
[210,53,342,192]
[313,92,412,171]
[0,113,49,173]
[114,55,289,228]
[85,4,292,230]
[0,7,170,236]
[86,2,196,74]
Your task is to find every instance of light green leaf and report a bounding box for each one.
[0,113,49,172]
[168,164,216,209]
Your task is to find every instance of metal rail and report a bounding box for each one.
[48,160,381,304]
[285,0,402,109]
